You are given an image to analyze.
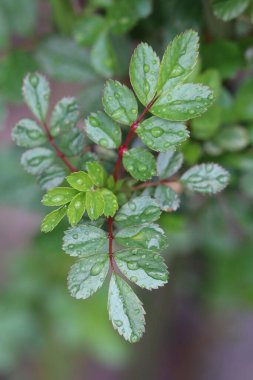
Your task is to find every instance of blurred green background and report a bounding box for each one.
[1,0,253,379]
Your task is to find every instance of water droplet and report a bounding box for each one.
[76,178,83,185]
[208,93,214,100]
[170,64,184,78]
[147,270,167,281]
[130,276,138,282]
[128,201,136,211]
[75,201,81,209]
[90,262,103,276]
[138,164,146,172]
[115,320,123,327]
[131,108,137,114]
[112,108,124,119]
[68,244,74,249]
[144,64,150,73]
[89,116,100,127]
[99,138,108,147]
[144,80,150,94]
[130,333,138,343]
[29,74,38,87]
[196,96,201,102]
[73,234,79,239]
[28,130,40,139]
[189,109,195,115]
[114,92,120,99]
[151,127,164,138]
[127,262,139,270]
[52,195,64,203]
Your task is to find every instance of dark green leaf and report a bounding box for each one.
[62,224,108,257]
[67,192,86,226]
[129,43,160,106]
[41,205,67,233]
[154,185,180,211]
[215,126,249,152]
[56,128,86,157]
[21,147,54,175]
[115,196,161,227]
[85,111,121,149]
[123,148,156,181]
[212,0,250,21]
[115,249,168,289]
[102,80,138,125]
[181,163,230,194]
[157,149,184,179]
[86,190,105,220]
[66,171,93,191]
[107,1,138,35]
[137,117,189,151]
[108,274,145,343]
[73,14,105,47]
[100,189,119,217]
[115,223,168,251]
[50,97,80,137]
[12,119,46,148]
[42,187,78,206]
[91,31,118,77]
[235,77,253,122]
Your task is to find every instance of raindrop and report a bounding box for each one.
[99,138,108,147]
[112,108,124,119]
[127,262,139,270]
[151,127,164,138]
[143,64,150,73]
[90,262,103,276]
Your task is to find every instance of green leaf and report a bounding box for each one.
[67,192,86,226]
[215,126,249,152]
[12,119,47,148]
[35,36,97,83]
[49,97,80,137]
[191,105,221,140]
[129,43,160,106]
[91,31,118,77]
[63,224,108,257]
[115,223,168,251]
[68,253,109,299]
[37,163,66,191]
[102,80,138,125]
[115,196,161,227]
[100,189,119,217]
[115,249,168,289]
[108,273,145,343]
[157,30,199,94]
[22,73,50,122]
[212,0,250,21]
[85,111,121,149]
[56,127,86,157]
[157,149,184,179]
[42,187,78,206]
[235,77,253,122]
[151,83,214,121]
[107,1,138,35]
[86,190,105,220]
[41,205,67,233]
[66,171,93,191]
[154,185,180,211]
[21,147,55,175]
[86,161,105,187]
[181,163,230,194]
[122,148,156,181]
[73,14,105,47]
[137,117,189,152]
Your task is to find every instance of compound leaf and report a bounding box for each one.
[21,147,55,175]
[86,111,121,149]
[50,97,80,137]
[41,205,68,233]
[42,187,78,206]
[67,192,86,226]
[86,190,105,220]
[181,163,230,193]
[157,149,184,179]
[108,273,145,343]
[63,224,108,257]
[122,148,156,181]
[154,185,180,211]
[66,171,93,191]
[137,117,189,152]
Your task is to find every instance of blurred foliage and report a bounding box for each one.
[1,0,253,376]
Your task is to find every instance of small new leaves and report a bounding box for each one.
[86,190,105,220]
[21,147,55,175]
[22,73,50,121]
[87,161,105,187]
[157,30,199,94]
[68,253,109,299]
[50,97,80,137]
[157,149,184,179]
[103,80,138,125]
[67,192,86,226]
[100,189,119,217]
[137,117,189,152]
[130,43,160,106]
[12,119,47,148]
[41,205,68,233]
[66,171,93,191]
[123,148,156,181]
[115,223,168,251]
[181,163,230,194]
[115,196,161,227]
[108,274,145,343]
[151,83,214,121]
[42,187,78,206]
[85,111,121,149]
[63,225,108,257]
[115,249,168,289]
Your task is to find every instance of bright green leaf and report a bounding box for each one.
[115,196,161,227]
[42,187,78,206]
[154,185,180,211]
[129,43,160,106]
[100,189,119,217]
[181,163,230,194]
[157,149,184,179]
[21,147,54,175]
[151,83,214,121]
[157,30,199,94]
[62,224,108,257]
[108,273,145,343]
[41,205,67,233]
[137,117,189,152]
[22,73,50,121]
[50,97,80,137]
[66,171,93,191]
[12,119,46,148]
[68,253,109,299]
[115,249,168,289]
[91,31,118,77]
[115,223,168,251]
[86,161,106,187]
[86,111,121,149]
[212,0,250,21]
[123,148,156,181]
[86,190,105,220]
[67,192,86,226]
[102,80,138,125]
